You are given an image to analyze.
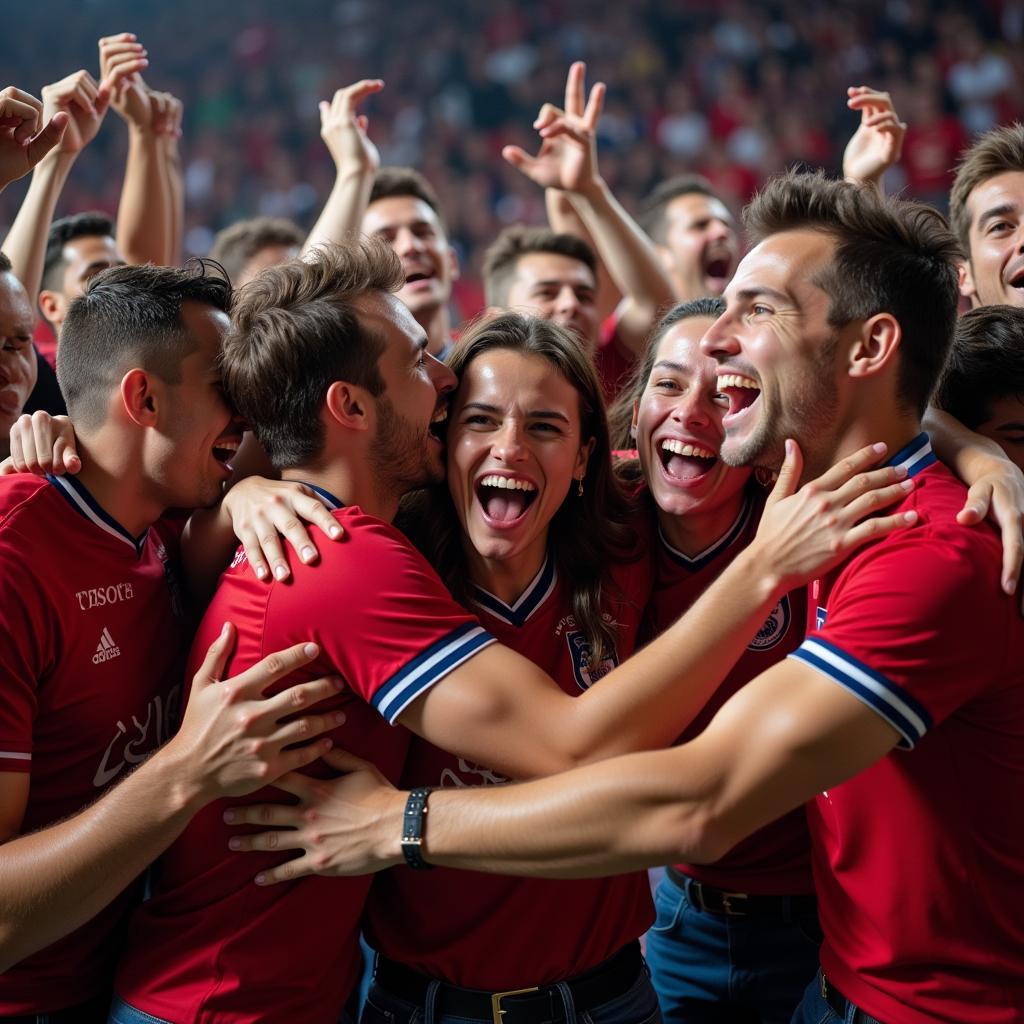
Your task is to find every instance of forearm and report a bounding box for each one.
[162,136,183,265]
[0,742,203,971]
[303,166,374,255]
[924,406,1007,477]
[570,178,674,352]
[565,545,782,761]
[1,153,75,298]
[117,127,170,265]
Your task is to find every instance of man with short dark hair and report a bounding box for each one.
[0,260,340,1019]
[935,304,1024,472]
[207,216,305,288]
[949,122,1024,308]
[239,174,1024,1024]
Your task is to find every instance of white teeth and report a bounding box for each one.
[479,475,538,491]
[661,440,715,459]
[214,439,241,452]
[718,373,760,390]
[431,407,448,424]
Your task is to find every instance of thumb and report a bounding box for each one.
[191,622,237,692]
[501,144,534,171]
[24,111,68,167]
[321,747,375,776]
[766,439,803,507]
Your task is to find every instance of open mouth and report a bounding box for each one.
[428,404,448,443]
[704,256,732,284]
[475,474,539,525]
[659,439,718,482]
[1007,267,1024,293]
[212,437,241,466]
[405,269,436,287]
[718,372,761,419]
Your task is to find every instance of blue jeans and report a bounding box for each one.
[107,998,172,1024]
[789,975,882,1024]
[361,965,662,1024]
[645,875,821,1024]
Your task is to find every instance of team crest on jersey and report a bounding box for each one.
[566,631,619,691]
[748,595,792,651]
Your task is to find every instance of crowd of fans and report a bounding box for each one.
[1,0,1022,315]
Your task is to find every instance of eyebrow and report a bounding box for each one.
[732,286,792,305]
[976,202,1018,227]
[651,359,692,375]
[462,401,571,423]
[530,279,594,292]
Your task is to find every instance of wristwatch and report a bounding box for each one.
[401,787,434,870]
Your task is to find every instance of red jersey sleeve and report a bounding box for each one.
[266,511,495,724]
[791,526,1011,749]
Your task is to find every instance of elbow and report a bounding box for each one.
[663,805,736,866]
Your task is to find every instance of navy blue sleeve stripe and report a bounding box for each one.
[789,637,932,750]
[372,623,497,724]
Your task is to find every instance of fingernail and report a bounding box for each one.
[324,737,333,749]
[900,479,914,490]
[329,526,342,538]
[1005,578,1017,595]
[301,546,316,562]
[303,642,319,658]
[255,564,268,580]
[274,565,288,581]
[228,838,241,850]
[335,712,346,724]
[255,874,267,886]
[894,464,908,478]
[903,511,918,523]
[872,442,887,453]
[221,622,230,638]
[223,809,236,823]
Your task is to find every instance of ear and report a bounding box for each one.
[958,259,979,306]
[37,289,66,328]
[325,380,371,433]
[120,369,159,427]
[846,313,901,382]
[575,435,597,479]
[446,244,460,284]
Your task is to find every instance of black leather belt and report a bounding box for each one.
[667,867,817,917]
[374,941,643,1024]
[819,973,885,1024]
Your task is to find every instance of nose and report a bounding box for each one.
[492,419,527,462]
[707,219,733,244]
[700,313,738,363]
[553,285,580,319]
[429,354,457,395]
[671,388,711,430]
[394,227,424,257]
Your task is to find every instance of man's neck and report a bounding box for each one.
[419,304,452,357]
[73,438,162,539]
[801,409,923,485]
[282,463,399,523]
[657,492,748,560]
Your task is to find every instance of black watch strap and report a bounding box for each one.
[401,787,434,870]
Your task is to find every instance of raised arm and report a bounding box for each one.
[505,63,675,356]
[1,69,123,300]
[100,33,173,266]
[302,79,383,255]
[152,89,184,264]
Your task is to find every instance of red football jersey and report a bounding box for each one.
[644,486,813,895]
[0,474,188,1014]
[790,436,1024,1023]
[367,551,654,987]
[114,502,495,1024]
[595,310,636,404]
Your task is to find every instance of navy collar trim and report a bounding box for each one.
[473,551,557,627]
[47,474,148,555]
[660,494,754,573]
[299,482,345,510]
[885,433,936,479]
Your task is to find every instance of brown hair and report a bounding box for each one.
[208,217,305,285]
[398,312,638,664]
[638,175,724,243]
[369,166,443,218]
[949,123,1024,249]
[482,226,598,307]
[745,170,963,414]
[222,239,404,469]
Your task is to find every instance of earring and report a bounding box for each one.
[577,477,584,497]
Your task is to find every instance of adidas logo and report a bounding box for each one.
[92,627,122,665]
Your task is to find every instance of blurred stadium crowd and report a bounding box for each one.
[1,0,1022,318]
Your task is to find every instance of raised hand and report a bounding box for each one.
[40,70,109,157]
[150,89,183,139]
[843,86,907,187]
[0,87,67,191]
[502,61,605,197]
[98,32,152,130]
[319,79,383,174]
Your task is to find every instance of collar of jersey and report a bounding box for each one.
[659,492,754,572]
[884,432,936,478]
[47,473,149,556]
[297,481,345,510]
[472,550,557,627]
